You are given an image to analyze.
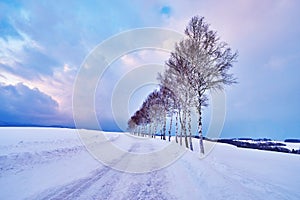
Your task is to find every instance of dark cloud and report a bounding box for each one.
[0,82,72,126]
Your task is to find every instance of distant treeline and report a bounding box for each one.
[199,136,300,155]
[284,139,300,143]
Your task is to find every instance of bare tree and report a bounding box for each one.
[177,16,238,154]
[158,67,190,147]
[162,52,201,150]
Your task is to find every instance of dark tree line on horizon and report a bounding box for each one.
[128,16,238,154]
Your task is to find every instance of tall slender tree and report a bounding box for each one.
[177,16,238,154]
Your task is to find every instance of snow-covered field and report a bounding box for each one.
[0,127,299,200]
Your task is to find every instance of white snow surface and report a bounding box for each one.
[284,142,300,151]
[0,127,299,200]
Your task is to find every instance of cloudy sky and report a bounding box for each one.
[1,0,299,140]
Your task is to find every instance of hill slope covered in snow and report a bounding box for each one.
[0,127,299,200]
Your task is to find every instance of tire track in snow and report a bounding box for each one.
[31,139,177,200]
[30,143,140,200]
[120,170,175,200]
[119,142,176,200]
[34,166,111,200]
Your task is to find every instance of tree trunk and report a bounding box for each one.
[175,111,179,143]
[179,110,183,146]
[183,108,189,148]
[163,115,166,140]
[198,104,205,154]
[160,121,163,140]
[154,121,157,138]
[144,124,147,137]
[188,108,193,151]
[141,125,145,137]
[149,123,152,137]
[168,115,173,142]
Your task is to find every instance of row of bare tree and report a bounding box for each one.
[128,16,238,154]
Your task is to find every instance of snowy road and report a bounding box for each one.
[29,141,175,200]
[0,128,299,200]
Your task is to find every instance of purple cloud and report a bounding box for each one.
[0,82,72,126]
